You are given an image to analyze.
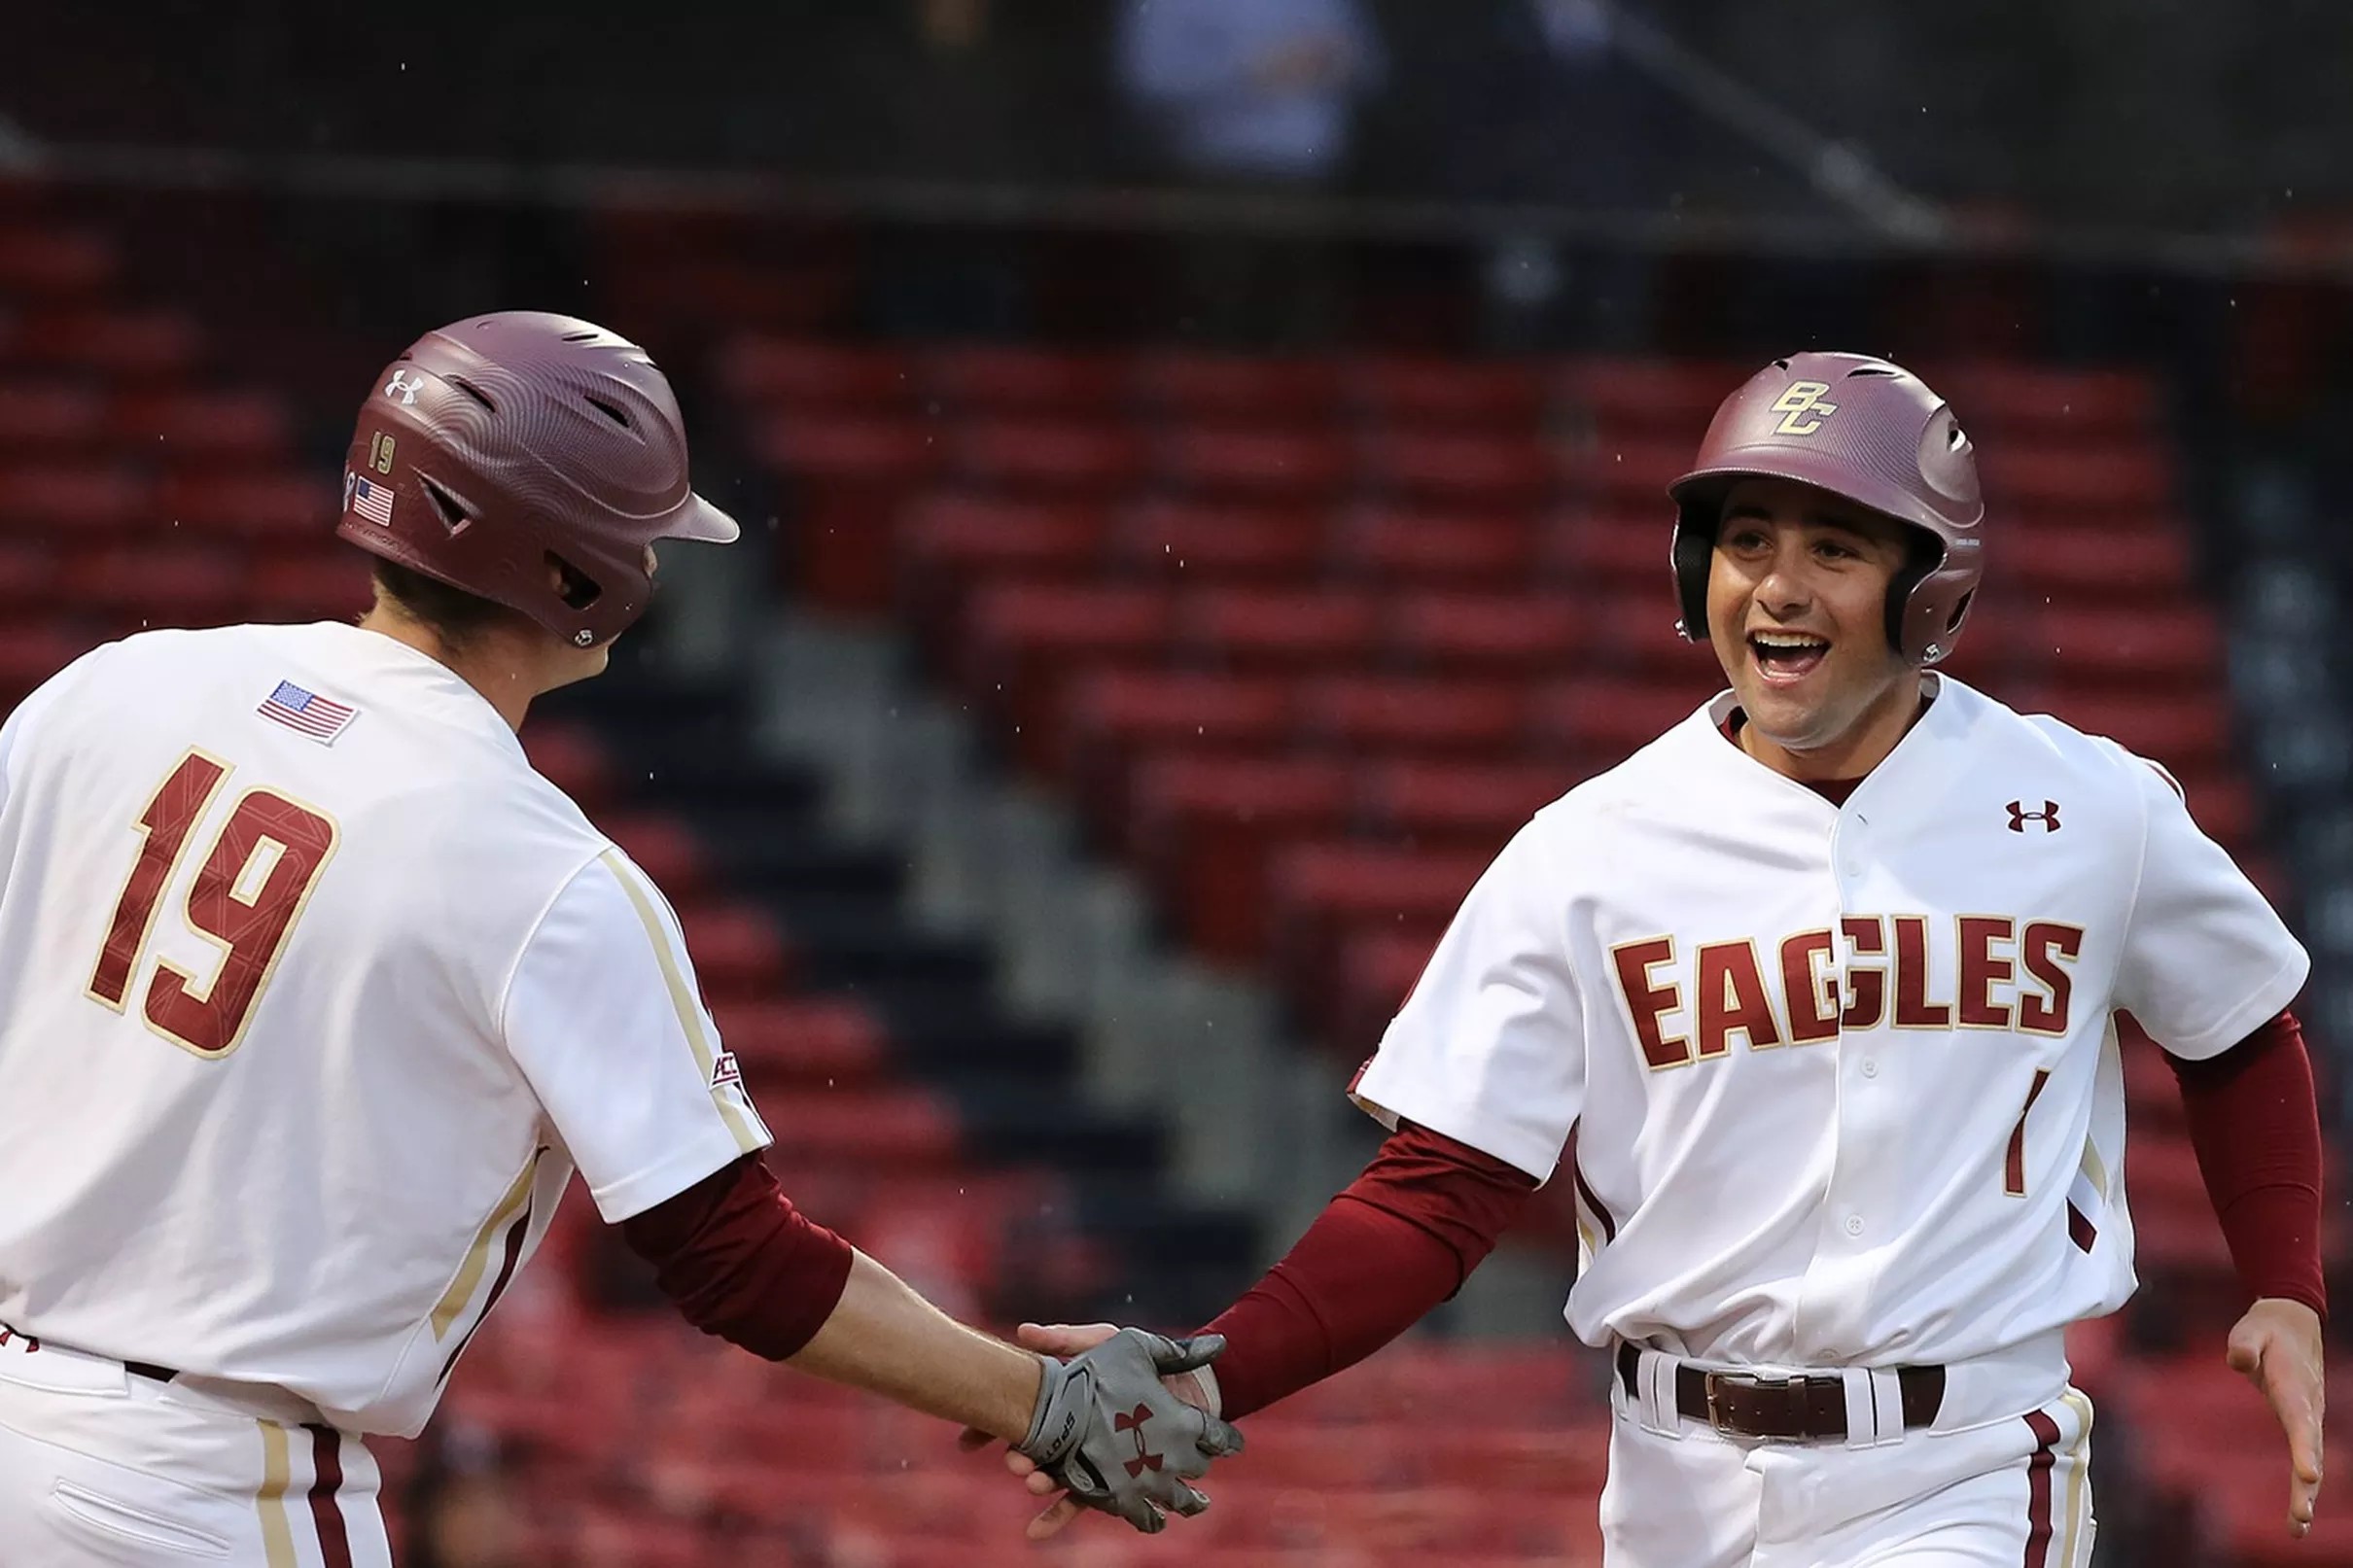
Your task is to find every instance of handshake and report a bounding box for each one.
[990,1322,1245,1538]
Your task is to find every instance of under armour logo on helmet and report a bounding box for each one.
[1113,1405,1163,1479]
[2006,799,2061,833]
[384,370,424,406]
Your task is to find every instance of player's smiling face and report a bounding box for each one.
[1705,477,1923,772]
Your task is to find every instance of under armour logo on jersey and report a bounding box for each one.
[1113,1405,1163,1478]
[2006,799,2061,833]
[384,370,424,406]
[1771,380,1840,436]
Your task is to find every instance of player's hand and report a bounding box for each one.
[1004,1327,1243,1537]
[2227,1297,2326,1538]
[960,1322,1225,1540]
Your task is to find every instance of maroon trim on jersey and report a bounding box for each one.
[1196,1122,1537,1420]
[2021,1409,2061,1566]
[2065,1201,2096,1253]
[621,1155,856,1361]
[2167,1009,2327,1318]
[1570,1153,1618,1244]
[304,1424,353,1568]
[438,1191,537,1384]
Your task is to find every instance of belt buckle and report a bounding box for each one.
[1704,1371,1792,1437]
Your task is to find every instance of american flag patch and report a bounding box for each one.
[347,472,395,527]
[258,680,359,746]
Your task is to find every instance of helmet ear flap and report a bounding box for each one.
[1670,509,1715,642]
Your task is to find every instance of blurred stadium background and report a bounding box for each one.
[10,3,2353,1564]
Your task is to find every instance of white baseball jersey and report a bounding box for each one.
[1353,673,2306,1371]
[0,622,770,1438]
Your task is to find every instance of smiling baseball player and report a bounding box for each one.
[0,312,1237,1565]
[1000,353,2327,1564]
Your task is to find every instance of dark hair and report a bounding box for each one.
[369,557,522,652]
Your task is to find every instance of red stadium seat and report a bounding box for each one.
[1113,497,1327,582]
[1130,351,1344,422]
[156,471,334,542]
[60,543,247,630]
[1557,434,1692,502]
[244,552,369,622]
[1267,842,1489,1014]
[1337,504,1540,586]
[753,412,946,609]
[0,539,54,613]
[520,722,617,814]
[896,493,1108,653]
[1558,357,1747,433]
[2020,603,2225,684]
[1301,676,1530,757]
[599,810,711,898]
[672,900,794,1000]
[1932,362,2158,436]
[718,336,914,410]
[949,417,1147,495]
[2,307,202,376]
[1158,424,1354,501]
[2014,688,2231,771]
[919,344,1126,415]
[1336,926,1441,1045]
[961,583,1175,770]
[1994,516,2189,601]
[1180,587,1380,671]
[0,378,104,449]
[0,228,117,296]
[1358,758,1575,849]
[1344,356,1550,428]
[1129,753,1356,960]
[1531,676,1714,759]
[1550,505,1673,593]
[1979,440,2174,514]
[759,1087,960,1167]
[1388,591,1587,675]
[1060,668,1294,807]
[1366,429,1556,507]
[113,389,291,461]
[708,996,889,1086]
[0,462,150,535]
[0,622,83,710]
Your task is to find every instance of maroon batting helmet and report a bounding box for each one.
[1666,352,1984,666]
[335,312,739,647]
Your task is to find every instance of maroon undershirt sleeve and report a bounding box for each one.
[619,1155,857,1360]
[2163,1009,2327,1320]
[1199,1122,1540,1419]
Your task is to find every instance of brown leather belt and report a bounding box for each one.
[1615,1342,1944,1441]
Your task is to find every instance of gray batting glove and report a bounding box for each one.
[1016,1328,1247,1534]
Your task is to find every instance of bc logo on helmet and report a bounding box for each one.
[1771,381,1840,436]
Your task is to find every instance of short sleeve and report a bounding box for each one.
[501,850,772,1222]
[1349,817,1586,1184]
[2113,751,2308,1060]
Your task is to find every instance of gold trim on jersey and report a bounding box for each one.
[2058,1389,2095,1566]
[599,849,763,1156]
[432,1152,542,1339]
[2077,1138,2109,1202]
[257,1421,297,1568]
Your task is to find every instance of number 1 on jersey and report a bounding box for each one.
[87,749,339,1058]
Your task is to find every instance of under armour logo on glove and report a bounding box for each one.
[2007,799,2061,833]
[1115,1404,1164,1478]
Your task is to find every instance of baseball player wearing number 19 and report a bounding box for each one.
[0,313,1238,1565]
[998,353,2327,1565]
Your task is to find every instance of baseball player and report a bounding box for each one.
[994,353,2326,1564]
[0,312,1239,1566]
